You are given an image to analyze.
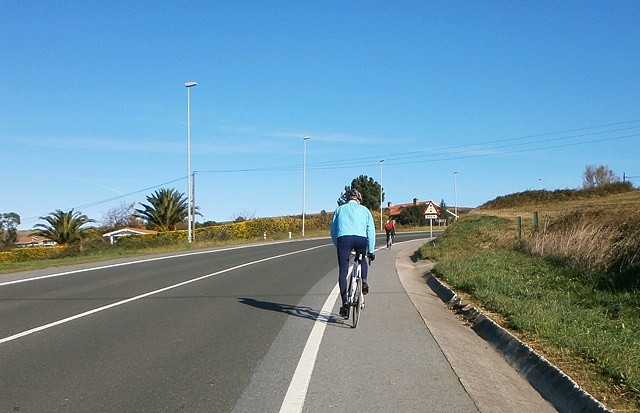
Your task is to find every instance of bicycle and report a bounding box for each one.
[345,251,369,328]
[386,231,394,249]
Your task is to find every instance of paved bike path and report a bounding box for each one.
[303,240,480,412]
[307,239,556,413]
[394,239,557,412]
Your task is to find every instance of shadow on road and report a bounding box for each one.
[238,297,347,326]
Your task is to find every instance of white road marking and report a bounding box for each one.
[279,282,340,413]
[279,246,384,413]
[0,245,328,345]
[0,241,305,287]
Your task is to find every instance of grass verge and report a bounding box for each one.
[419,214,640,412]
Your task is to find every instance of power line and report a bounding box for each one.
[20,177,185,226]
[199,119,640,173]
[75,120,640,191]
[291,119,640,169]
[344,126,640,167]
[293,130,639,171]
[382,133,640,167]
[23,119,640,224]
[74,177,185,209]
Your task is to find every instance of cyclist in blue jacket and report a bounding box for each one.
[330,188,376,318]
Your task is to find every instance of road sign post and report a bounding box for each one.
[423,200,440,238]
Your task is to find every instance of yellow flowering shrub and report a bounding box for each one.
[0,246,66,263]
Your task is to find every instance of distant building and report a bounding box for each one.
[15,235,57,247]
[387,198,467,224]
[386,198,431,218]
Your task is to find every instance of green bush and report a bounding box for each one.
[218,216,331,240]
[115,231,186,249]
[196,226,233,242]
[305,214,333,231]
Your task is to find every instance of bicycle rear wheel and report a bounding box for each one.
[351,276,362,328]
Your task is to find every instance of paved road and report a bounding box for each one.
[0,232,554,412]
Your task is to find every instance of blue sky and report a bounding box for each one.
[2,1,639,230]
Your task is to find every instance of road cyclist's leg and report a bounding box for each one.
[336,236,355,317]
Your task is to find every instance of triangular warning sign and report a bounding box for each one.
[424,201,439,215]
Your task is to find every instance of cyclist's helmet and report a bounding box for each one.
[348,188,363,202]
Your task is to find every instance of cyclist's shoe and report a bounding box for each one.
[339,304,349,318]
[362,282,369,295]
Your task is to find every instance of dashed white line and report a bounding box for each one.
[0,245,327,345]
[0,241,310,287]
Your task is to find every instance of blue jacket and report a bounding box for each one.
[330,200,376,253]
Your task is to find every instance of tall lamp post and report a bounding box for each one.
[185,81,197,243]
[380,160,384,230]
[453,171,458,219]
[302,136,311,236]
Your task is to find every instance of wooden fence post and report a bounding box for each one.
[517,217,522,240]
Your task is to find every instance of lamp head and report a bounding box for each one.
[185,81,197,88]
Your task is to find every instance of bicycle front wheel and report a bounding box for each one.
[352,276,362,328]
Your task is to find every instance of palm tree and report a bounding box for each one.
[136,188,189,231]
[34,209,95,245]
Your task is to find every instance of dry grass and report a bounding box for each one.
[527,211,639,280]
[474,189,640,290]
[473,189,640,219]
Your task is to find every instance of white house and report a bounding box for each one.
[102,227,157,244]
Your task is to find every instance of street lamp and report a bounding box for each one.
[185,81,197,243]
[454,171,458,218]
[380,160,384,230]
[302,136,311,236]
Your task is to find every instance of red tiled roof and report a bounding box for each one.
[15,235,55,246]
[386,199,437,216]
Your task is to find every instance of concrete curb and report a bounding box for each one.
[425,274,612,413]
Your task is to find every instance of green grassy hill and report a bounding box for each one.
[420,184,640,412]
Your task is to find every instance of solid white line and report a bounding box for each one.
[0,245,328,345]
[279,282,340,413]
[0,241,315,287]
[278,246,386,413]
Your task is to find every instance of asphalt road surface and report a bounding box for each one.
[0,231,553,412]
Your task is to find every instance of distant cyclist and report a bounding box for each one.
[331,188,376,318]
[384,218,396,248]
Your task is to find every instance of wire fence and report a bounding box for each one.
[623,173,639,183]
